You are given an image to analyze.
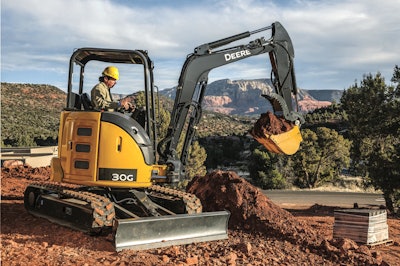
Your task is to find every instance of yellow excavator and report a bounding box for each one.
[24,21,304,251]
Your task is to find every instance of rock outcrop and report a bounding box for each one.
[160,79,340,115]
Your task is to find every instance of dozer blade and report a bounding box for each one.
[252,125,302,155]
[114,210,230,251]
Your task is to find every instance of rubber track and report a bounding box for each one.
[148,185,203,214]
[29,182,115,228]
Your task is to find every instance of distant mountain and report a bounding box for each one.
[159,79,342,115]
[305,90,343,103]
[1,81,344,147]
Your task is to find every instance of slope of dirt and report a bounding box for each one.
[1,166,399,265]
[187,171,394,265]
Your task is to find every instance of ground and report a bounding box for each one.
[1,166,399,265]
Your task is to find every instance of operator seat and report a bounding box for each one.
[81,93,93,110]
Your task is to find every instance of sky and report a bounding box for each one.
[1,0,400,95]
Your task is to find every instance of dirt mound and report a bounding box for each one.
[1,165,51,180]
[187,171,382,265]
[187,170,295,230]
[2,160,24,168]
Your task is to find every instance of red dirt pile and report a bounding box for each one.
[1,166,51,200]
[1,165,51,180]
[187,170,383,265]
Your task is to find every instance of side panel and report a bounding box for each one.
[96,121,153,187]
[59,111,102,183]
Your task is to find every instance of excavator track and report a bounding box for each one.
[24,182,229,251]
[24,182,201,230]
[24,182,206,230]
[24,182,115,233]
[147,184,203,214]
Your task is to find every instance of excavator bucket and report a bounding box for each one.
[250,125,302,155]
[114,211,230,251]
[249,92,304,155]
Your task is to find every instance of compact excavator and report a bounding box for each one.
[24,21,304,251]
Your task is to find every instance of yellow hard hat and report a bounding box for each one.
[102,66,119,80]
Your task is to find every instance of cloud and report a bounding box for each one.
[282,0,400,89]
[2,0,400,91]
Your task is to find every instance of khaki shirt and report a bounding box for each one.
[91,82,119,111]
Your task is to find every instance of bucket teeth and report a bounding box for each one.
[262,92,304,124]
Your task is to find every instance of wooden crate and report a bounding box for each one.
[333,209,389,244]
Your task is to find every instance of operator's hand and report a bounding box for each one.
[120,98,135,112]
[124,102,135,111]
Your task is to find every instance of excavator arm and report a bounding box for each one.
[158,22,304,183]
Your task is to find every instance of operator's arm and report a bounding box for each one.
[91,82,120,111]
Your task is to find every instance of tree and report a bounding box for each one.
[248,148,287,189]
[360,136,400,212]
[185,141,207,179]
[156,107,171,140]
[341,68,400,213]
[131,91,171,140]
[291,127,351,188]
[391,65,400,87]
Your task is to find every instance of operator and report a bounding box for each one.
[91,66,133,111]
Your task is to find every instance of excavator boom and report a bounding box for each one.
[158,21,304,181]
